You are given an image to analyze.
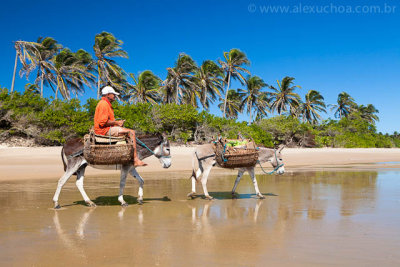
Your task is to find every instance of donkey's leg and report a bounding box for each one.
[53,159,81,209]
[248,167,264,199]
[231,168,245,199]
[130,168,145,205]
[200,164,214,200]
[188,167,202,198]
[76,166,96,207]
[118,165,130,207]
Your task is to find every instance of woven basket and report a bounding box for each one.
[215,141,259,168]
[83,134,134,165]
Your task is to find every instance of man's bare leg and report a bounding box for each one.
[119,128,147,167]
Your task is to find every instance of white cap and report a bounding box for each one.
[101,86,120,96]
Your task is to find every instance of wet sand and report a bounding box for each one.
[0,170,399,266]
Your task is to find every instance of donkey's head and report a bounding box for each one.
[262,144,285,174]
[153,133,172,168]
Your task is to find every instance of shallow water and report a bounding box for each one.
[1,170,400,266]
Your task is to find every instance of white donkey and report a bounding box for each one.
[188,144,285,200]
[53,133,171,209]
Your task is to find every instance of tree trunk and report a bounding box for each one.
[249,107,252,124]
[222,72,231,118]
[202,87,207,111]
[40,72,44,98]
[175,81,180,104]
[11,51,18,93]
[97,74,100,99]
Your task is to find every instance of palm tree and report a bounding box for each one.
[24,83,40,94]
[329,92,356,119]
[93,32,128,98]
[268,76,301,115]
[241,75,268,124]
[357,104,379,123]
[218,49,250,118]
[128,70,161,104]
[20,37,61,97]
[193,60,224,110]
[11,40,41,93]
[301,90,326,124]
[218,89,243,119]
[50,48,95,99]
[162,53,198,104]
[254,92,270,121]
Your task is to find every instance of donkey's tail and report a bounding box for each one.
[61,147,67,172]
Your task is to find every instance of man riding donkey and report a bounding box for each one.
[94,86,147,167]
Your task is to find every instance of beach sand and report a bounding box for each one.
[1,146,400,266]
[1,146,399,181]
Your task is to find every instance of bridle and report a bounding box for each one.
[257,149,284,175]
[135,137,171,159]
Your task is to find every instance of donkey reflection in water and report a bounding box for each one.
[53,133,171,209]
[188,144,285,200]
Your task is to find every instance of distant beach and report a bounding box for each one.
[1,146,399,181]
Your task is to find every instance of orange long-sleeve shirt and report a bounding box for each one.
[94,97,115,135]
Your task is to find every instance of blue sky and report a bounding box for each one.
[1,0,399,133]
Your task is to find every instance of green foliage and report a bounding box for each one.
[156,104,199,132]
[258,115,313,146]
[0,87,398,148]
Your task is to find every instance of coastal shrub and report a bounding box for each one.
[0,87,398,148]
[257,115,313,147]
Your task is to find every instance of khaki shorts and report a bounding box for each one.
[106,126,124,137]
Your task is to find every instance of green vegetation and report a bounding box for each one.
[0,88,398,147]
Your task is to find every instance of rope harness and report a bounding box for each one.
[135,137,171,159]
[67,149,83,160]
[257,149,284,175]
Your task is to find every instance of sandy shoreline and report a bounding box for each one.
[1,146,400,181]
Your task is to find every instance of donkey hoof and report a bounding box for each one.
[54,204,61,210]
[138,199,143,205]
[187,192,197,199]
[257,194,265,199]
[205,195,214,200]
[232,194,238,199]
[86,201,97,207]
[121,203,129,207]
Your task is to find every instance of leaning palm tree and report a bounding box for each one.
[329,91,356,119]
[128,71,162,104]
[93,32,128,98]
[218,89,243,119]
[241,75,268,124]
[357,104,379,124]
[20,37,61,97]
[268,76,301,115]
[218,49,250,118]
[162,53,198,104]
[193,60,224,110]
[50,48,95,99]
[11,40,41,93]
[301,90,326,124]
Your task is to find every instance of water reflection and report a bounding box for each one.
[3,170,392,266]
[53,210,90,261]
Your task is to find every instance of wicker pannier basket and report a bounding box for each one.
[83,132,134,165]
[215,140,259,169]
